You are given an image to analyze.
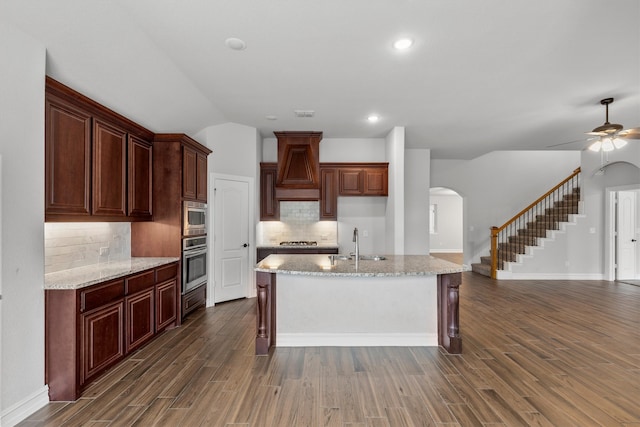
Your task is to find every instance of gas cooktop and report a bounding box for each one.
[279,241,318,246]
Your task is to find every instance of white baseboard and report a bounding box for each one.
[277,333,438,347]
[496,271,604,280]
[429,249,463,254]
[2,386,49,427]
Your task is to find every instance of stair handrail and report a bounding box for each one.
[490,167,581,278]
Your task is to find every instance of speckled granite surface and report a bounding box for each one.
[256,244,340,249]
[45,257,179,290]
[255,254,468,277]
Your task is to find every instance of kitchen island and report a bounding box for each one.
[254,254,467,355]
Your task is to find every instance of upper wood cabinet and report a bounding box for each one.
[182,145,209,202]
[320,167,338,220]
[260,163,279,221]
[336,163,388,196]
[45,95,92,217]
[128,136,153,219]
[45,77,155,222]
[92,119,127,217]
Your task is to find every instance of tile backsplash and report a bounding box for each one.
[45,222,131,273]
[257,201,338,245]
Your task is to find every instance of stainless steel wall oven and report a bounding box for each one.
[182,235,207,294]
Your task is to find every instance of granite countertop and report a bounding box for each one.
[255,254,468,277]
[257,244,340,249]
[45,257,180,290]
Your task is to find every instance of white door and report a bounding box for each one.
[213,177,250,302]
[617,191,637,280]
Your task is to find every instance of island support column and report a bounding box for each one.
[256,271,276,355]
[437,272,462,354]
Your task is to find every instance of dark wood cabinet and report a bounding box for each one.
[274,131,322,200]
[182,284,206,317]
[125,289,154,353]
[128,136,153,218]
[156,279,178,331]
[46,261,179,401]
[196,152,208,201]
[80,301,125,385]
[182,146,197,200]
[183,146,208,201]
[92,119,127,217]
[320,167,338,220]
[45,77,155,222]
[45,94,92,218]
[335,163,388,197]
[260,162,279,220]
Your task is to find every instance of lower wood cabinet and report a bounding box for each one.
[81,301,125,384]
[125,288,154,354]
[182,283,206,319]
[46,261,179,401]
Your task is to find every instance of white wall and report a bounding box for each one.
[0,23,48,426]
[429,193,463,252]
[385,127,405,254]
[404,148,430,255]
[431,151,581,265]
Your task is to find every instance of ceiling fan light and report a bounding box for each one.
[601,137,614,152]
[612,137,628,149]
[588,140,602,152]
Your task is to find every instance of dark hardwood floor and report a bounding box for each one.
[20,272,640,426]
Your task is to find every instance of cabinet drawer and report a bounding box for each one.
[80,279,125,312]
[156,262,178,283]
[126,270,155,295]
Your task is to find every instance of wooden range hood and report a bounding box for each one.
[274,131,322,200]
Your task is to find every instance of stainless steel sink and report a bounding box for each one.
[359,255,386,261]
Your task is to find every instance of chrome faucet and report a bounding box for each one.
[353,227,359,269]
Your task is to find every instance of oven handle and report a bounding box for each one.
[183,247,207,257]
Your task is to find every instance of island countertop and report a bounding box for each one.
[45,257,180,290]
[255,254,468,277]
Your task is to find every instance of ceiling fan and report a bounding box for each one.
[549,97,640,151]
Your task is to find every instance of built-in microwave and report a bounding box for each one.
[183,201,207,236]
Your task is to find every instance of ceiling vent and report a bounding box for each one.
[294,110,315,118]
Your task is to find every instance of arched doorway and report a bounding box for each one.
[429,187,463,265]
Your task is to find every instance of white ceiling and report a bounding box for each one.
[2,0,639,159]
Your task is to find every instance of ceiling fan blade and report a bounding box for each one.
[586,131,608,136]
[546,137,596,148]
[617,127,640,139]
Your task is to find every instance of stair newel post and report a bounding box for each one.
[490,226,499,279]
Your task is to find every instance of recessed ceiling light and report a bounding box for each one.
[225,37,247,51]
[367,115,380,123]
[265,115,278,121]
[393,38,413,50]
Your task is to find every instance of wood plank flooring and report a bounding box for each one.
[20,272,640,426]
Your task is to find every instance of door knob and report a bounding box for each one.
[632,239,637,242]
[243,243,249,247]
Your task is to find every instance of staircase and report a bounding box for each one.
[471,168,581,278]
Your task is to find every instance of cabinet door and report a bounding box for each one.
[363,167,388,196]
[81,301,124,385]
[320,168,338,220]
[156,280,177,331]
[183,146,197,199]
[260,163,279,220]
[196,152,208,201]
[338,169,363,195]
[93,119,127,216]
[45,96,92,218]
[128,135,153,218]
[125,289,155,353]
